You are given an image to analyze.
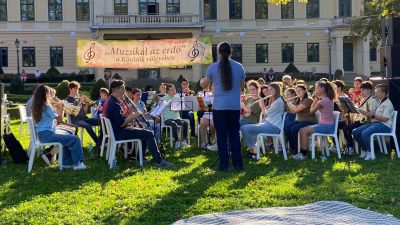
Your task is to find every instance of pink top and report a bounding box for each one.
[318,97,334,125]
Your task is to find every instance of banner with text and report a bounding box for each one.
[77,37,212,69]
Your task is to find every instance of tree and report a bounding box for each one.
[90,79,107,100]
[10,75,25,94]
[350,0,400,47]
[56,80,70,100]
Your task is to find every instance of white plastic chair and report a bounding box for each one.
[18,105,28,139]
[256,113,288,160]
[310,111,341,159]
[103,117,143,169]
[26,118,63,173]
[369,111,400,160]
[99,115,110,159]
[161,113,183,148]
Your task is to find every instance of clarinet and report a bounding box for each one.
[124,94,151,127]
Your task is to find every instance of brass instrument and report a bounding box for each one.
[63,101,81,116]
[80,95,96,105]
[49,97,81,117]
[123,94,150,128]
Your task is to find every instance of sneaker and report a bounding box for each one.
[73,162,87,170]
[181,140,190,148]
[41,153,53,165]
[156,160,174,168]
[174,141,181,149]
[364,152,375,161]
[359,151,368,158]
[292,153,306,160]
[207,143,218,152]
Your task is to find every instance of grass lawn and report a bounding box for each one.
[1,119,400,224]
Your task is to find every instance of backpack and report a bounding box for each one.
[3,133,29,164]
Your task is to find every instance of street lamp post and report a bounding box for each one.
[328,37,333,81]
[14,39,20,76]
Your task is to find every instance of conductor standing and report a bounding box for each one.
[201,42,245,171]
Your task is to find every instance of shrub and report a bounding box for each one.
[284,62,300,74]
[0,66,4,75]
[9,75,24,94]
[46,66,61,76]
[112,73,122,79]
[334,69,343,80]
[90,79,107,100]
[56,80,70,99]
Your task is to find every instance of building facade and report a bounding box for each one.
[0,0,380,81]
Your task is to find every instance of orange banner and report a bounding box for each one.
[77,37,212,69]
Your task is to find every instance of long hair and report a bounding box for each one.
[32,85,51,123]
[296,84,309,99]
[268,82,282,106]
[317,81,336,100]
[218,42,233,91]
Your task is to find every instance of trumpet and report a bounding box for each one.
[80,95,96,105]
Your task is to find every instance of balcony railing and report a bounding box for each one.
[94,14,201,28]
[330,18,353,27]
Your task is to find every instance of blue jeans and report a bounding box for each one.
[239,118,252,128]
[241,121,280,148]
[73,118,100,144]
[38,130,85,167]
[353,122,391,152]
[284,120,315,154]
[213,110,243,170]
[285,113,296,125]
[148,118,161,144]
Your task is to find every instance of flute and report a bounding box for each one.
[285,95,300,102]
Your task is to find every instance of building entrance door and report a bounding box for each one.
[343,43,354,71]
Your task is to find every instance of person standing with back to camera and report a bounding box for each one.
[201,42,245,171]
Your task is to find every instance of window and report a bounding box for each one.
[22,47,36,67]
[76,0,89,21]
[212,44,217,62]
[50,47,63,67]
[256,44,268,63]
[204,0,217,20]
[167,0,180,14]
[229,0,242,19]
[339,0,351,17]
[255,0,268,19]
[306,0,319,18]
[139,0,158,15]
[0,0,7,21]
[48,0,63,21]
[307,43,319,62]
[231,44,242,63]
[0,47,8,67]
[370,47,377,61]
[282,43,294,63]
[114,0,128,15]
[281,0,294,19]
[21,0,35,21]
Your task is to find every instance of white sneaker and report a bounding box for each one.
[181,140,190,148]
[292,153,306,160]
[207,143,218,152]
[73,162,87,170]
[174,141,181,149]
[364,152,375,161]
[359,151,368,158]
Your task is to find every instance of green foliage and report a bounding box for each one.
[0,65,4,75]
[283,62,300,74]
[350,0,400,47]
[90,79,107,100]
[9,75,24,94]
[112,73,122,79]
[334,69,343,80]
[46,66,61,76]
[55,80,70,99]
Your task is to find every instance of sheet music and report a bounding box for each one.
[149,101,169,117]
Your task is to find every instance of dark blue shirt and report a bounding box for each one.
[106,95,126,136]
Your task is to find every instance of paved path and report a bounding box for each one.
[174,201,400,225]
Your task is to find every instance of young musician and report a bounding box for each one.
[353,84,394,160]
[161,84,190,149]
[97,88,109,116]
[201,42,245,171]
[282,75,293,91]
[65,81,100,145]
[293,81,336,160]
[342,81,377,155]
[32,85,86,170]
[348,77,363,105]
[241,83,285,158]
[333,80,350,137]
[239,81,261,127]
[284,88,297,124]
[199,84,216,149]
[284,84,317,154]
[106,80,172,167]
[179,78,196,137]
